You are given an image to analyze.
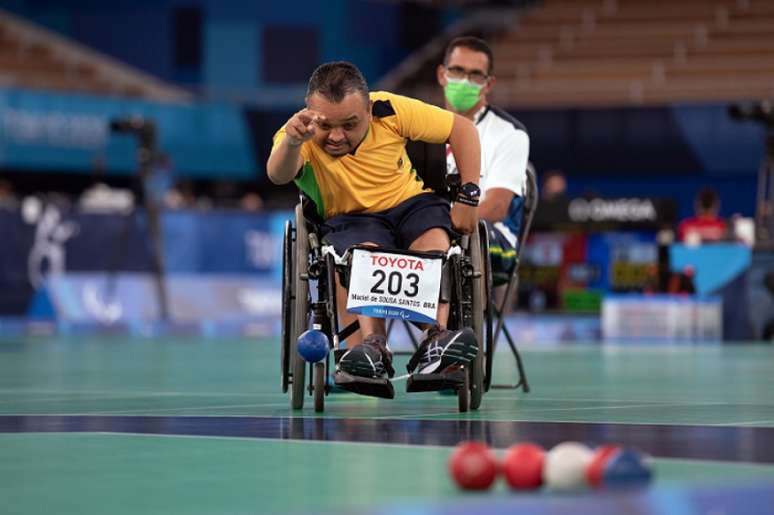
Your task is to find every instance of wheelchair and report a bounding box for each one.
[280,195,493,413]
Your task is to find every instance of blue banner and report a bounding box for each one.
[0,203,292,315]
[0,88,255,178]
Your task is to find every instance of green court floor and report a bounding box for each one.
[1,337,774,515]
[4,433,774,515]
[2,337,773,425]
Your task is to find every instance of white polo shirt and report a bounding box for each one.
[447,105,530,247]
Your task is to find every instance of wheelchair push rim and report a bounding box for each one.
[281,220,293,394]
[291,204,310,410]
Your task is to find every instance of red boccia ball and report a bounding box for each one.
[448,441,499,491]
[502,443,545,490]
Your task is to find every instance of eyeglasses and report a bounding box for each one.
[445,66,489,85]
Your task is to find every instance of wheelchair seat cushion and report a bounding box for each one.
[319,192,452,254]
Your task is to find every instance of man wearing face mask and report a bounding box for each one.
[268,61,482,398]
[438,37,530,285]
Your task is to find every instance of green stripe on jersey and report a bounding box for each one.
[294,162,325,219]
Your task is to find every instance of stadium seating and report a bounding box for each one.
[487,0,774,107]
[0,8,189,101]
[384,0,774,108]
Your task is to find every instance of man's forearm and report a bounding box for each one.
[267,139,304,185]
[447,114,481,185]
[479,188,513,222]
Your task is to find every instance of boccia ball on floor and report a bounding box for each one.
[502,443,545,490]
[448,441,499,491]
[543,441,593,491]
[587,445,653,489]
[297,329,329,362]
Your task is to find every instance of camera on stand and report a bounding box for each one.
[108,115,168,319]
[109,116,157,154]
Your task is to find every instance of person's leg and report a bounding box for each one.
[320,214,397,382]
[484,221,520,319]
[397,193,454,328]
[407,227,450,326]
[334,245,386,348]
[486,221,517,289]
[393,194,478,377]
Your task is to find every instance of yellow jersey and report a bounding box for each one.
[272,91,454,219]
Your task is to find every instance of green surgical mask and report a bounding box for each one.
[444,79,482,112]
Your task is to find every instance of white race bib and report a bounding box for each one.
[346,248,443,324]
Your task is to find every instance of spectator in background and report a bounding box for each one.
[165,180,199,210]
[79,152,135,214]
[534,168,567,227]
[437,36,530,284]
[678,187,728,244]
[541,169,567,203]
[0,179,18,210]
[240,191,264,212]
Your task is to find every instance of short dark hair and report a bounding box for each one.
[306,61,369,103]
[443,36,494,75]
[697,187,720,211]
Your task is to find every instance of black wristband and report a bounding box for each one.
[456,182,481,207]
[455,195,479,207]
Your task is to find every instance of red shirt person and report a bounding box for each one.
[677,187,727,243]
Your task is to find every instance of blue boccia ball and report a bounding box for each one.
[297,329,329,362]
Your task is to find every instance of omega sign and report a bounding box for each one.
[568,198,657,223]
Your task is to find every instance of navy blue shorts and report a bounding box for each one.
[320,193,452,254]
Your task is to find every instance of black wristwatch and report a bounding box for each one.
[456,182,481,207]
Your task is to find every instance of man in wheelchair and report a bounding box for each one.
[268,61,482,396]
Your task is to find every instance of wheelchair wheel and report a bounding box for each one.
[468,223,486,410]
[480,222,494,393]
[313,362,325,413]
[291,204,310,410]
[457,367,470,412]
[281,220,292,393]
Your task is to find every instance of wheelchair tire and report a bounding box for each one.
[291,204,310,410]
[468,224,486,410]
[480,222,494,393]
[313,362,325,413]
[281,220,293,394]
[457,367,470,412]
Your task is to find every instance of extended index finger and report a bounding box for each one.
[299,109,325,123]
[296,109,314,124]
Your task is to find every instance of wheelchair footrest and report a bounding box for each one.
[333,371,395,399]
[406,368,466,393]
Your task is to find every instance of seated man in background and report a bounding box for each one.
[437,37,530,285]
[541,169,567,204]
[267,61,481,393]
[678,187,728,244]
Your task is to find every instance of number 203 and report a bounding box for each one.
[370,270,419,298]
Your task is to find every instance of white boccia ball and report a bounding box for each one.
[543,441,593,491]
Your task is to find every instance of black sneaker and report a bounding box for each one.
[407,325,478,375]
[337,334,395,379]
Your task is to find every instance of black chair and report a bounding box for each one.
[487,163,538,393]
